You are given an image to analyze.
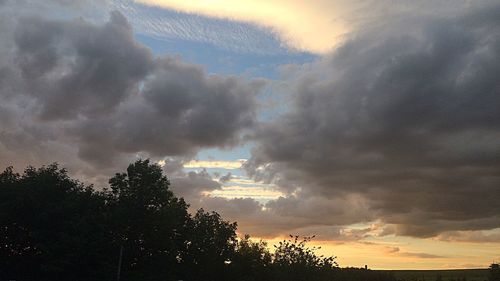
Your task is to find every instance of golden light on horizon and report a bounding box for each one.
[238,234,500,270]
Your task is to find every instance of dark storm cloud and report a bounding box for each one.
[72,57,261,166]
[246,3,500,237]
[14,12,152,119]
[0,7,261,176]
[144,59,260,146]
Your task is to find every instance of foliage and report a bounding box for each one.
[108,159,190,280]
[271,235,338,281]
[1,160,400,281]
[230,235,272,281]
[0,164,115,280]
[274,235,337,268]
[180,209,237,281]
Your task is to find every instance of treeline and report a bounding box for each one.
[0,160,395,281]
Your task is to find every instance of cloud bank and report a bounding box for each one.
[245,3,500,238]
[0,3,261,180]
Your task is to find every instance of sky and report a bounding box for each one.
[1,0,499,269]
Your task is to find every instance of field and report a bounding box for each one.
[383,269,489,281]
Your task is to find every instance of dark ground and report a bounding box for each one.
[383,269,489,281]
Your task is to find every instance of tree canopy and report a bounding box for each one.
[0,160,395,281]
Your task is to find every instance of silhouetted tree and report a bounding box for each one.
[180,209,238,281]
[0,164,115,281]
[0,160,402,281]
[490,263,500,281]
[108,159,190,281]
[272,235,338,281]
[230,234,272,281]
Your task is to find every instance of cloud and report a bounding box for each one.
[218,172,232,183]
[245,3,500,238]
[111,0,287,55]
[189,192,374,239]
[436,230,500,243]
[134,0,496,54]
[384,247,444,259]
[0,6,262,178]
[13,12,151,120]
[72,56,262,167]
[170,170,221,200]
[399,252,445,259]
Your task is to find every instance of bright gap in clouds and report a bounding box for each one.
[184,159,246,169]
[178,159,284,203]
[134,0,354,54]
[204,184,283,202]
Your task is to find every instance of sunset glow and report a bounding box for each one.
[1,0,499,272]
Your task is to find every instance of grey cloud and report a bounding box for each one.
[13,11,152,120]
[71,58,261,167]
[170,169,221,200]
[246,4,500,238]
[219,172,232,183]
[192,196,283,237]
[191,194,374,241]
[436,230,500,243]
[0,7,261,178]
[143,58,261,147]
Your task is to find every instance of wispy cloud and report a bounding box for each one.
[134,0,493,54]
[383,246,445,259]
[110,0,287,54]
[134,0,351,53]
[399,251,445,259]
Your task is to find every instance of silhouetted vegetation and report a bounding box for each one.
[490,264,500,281]
[1,160,396,281]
